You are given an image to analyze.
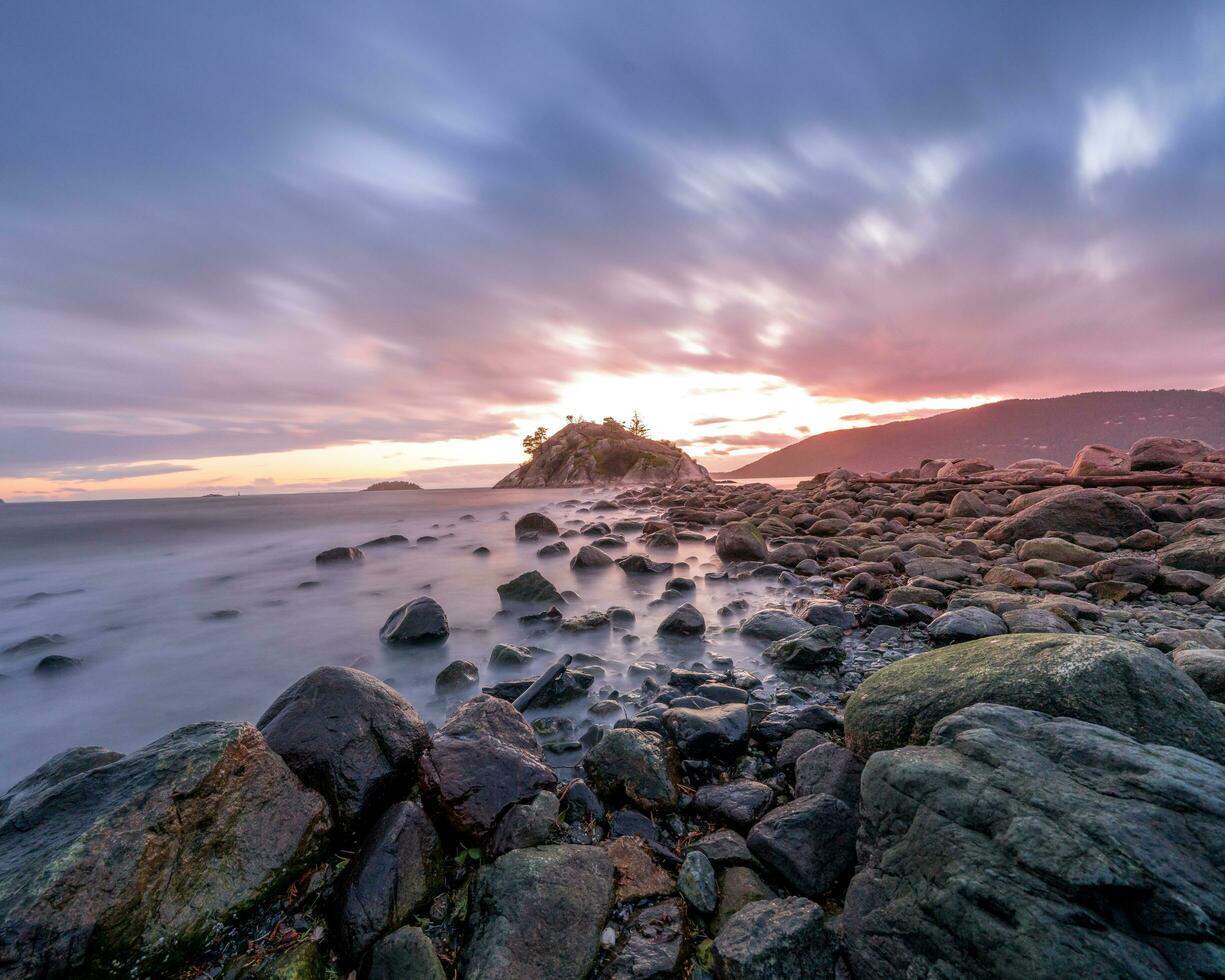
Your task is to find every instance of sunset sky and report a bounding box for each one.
[3,2,1225,500]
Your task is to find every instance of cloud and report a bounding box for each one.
[46,463,199,483]
[2,1,1225,481]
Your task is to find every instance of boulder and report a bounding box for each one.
[844,634,1225,763]
[0,722,331,978]
[693,780,774,831]
[1158,536,1225,576]
[379,596,450,644]
[337,800,444,959]
[745,794,857,899]
[844,703,1225,979]
[740,610,811,643]
[663,704,750,758]
[926,607,1008,645]
[515,512,559,537]
[316,546,363,564]
[489,791,560,857]
[257,666,429,836]
[460,844,614,980]
[677,849,718,914]
[716,521,768,562]
[713,898,835,980]
[794,742,864,808]
[1068,443,1130,477]
[657,602,706,637]
[367,926,446,980]
[1129,436,1213,471]
[1173,648,1225,701]
[763,626,844,670]
[605,899,685,980]
[570,544,614,571]
[987,489,1155,544]
[947,490,989,518]
[712,866,775,933]
[498,570,563,606]
[794,598,854,628]
[583,728,679,812]
[419,695,557,841]
[0,746,124,820]
[435,659,480,694]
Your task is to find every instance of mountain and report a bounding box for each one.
[495,421,710,487]
[728,389,1225,478]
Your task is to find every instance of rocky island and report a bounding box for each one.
[3,433,1225,978]
[495,421,710,488]
[363,481,423,492]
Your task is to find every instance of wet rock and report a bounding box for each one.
[571,544,614,571]
[486,668,594,707]
[257,666,429,836]
[379,596,450,644]
[419,695,557,842]
[844,703,1225,979]
[0,722,331,978]
[678,849,718,914]
[516,512,559,537]
[561,609,611,632]
[2,633,66,655]
[663,703,750,758]
[658,602,706,637]
[605,899,685,980]
[367,925,446,980]
[435,659,479,694]
[775,729,826,770]
[844,633,1225,762]
[794,598,854,628]
[584,728,679,812]
[489,643,535,668]
[739,609,811,643]
[746,794,857,899]
[693,780,774,831]
[361,533,409,548]
[460,844,614,980]
[537,540,570,559]
[0,745,123,820]
[927,606,1008,645]
[716,521,768,562]
[794,742,864,808]
[1173,648,1225,700]
[763,625,844,669]
[489,790,560,857]
[603,836,675,902]
[713,866,775,933]
[337,800,445,959]
[34,654,81,674]
[617,554,674,575]
[498,570,564,605]
[713,898,834,980]
[315,546,363,563]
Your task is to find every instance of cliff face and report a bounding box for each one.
[494,423,710,488]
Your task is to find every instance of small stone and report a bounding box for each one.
[678,849,718,914]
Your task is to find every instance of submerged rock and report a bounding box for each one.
[379,596,450,644]
[0,722,331,978]
[498,570,564,605]
[844,703,1225,979]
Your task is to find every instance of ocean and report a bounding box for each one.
[0,487,793,788]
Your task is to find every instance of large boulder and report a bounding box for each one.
[1067,443,1130,477]
[739,609,812,643]
[460,844,615,979]
[495,422,710,488]
[986,488,1155,544]
[0,722,331,978]
[497,570,564,606]
[716,521,768,562]
[0,746,124,820]
[844,634,1225,763]
[337,800,445,959]
[1173,648,1225,701]
[844,703,1225,979]
[515,512,559,537]
[1130,436,1214,471]
[258,666,429,836]
[762,626,844,670]
[419,695,557,841]
[663,704,750,758]
[745,794,857,899]
[926,607,1008,645]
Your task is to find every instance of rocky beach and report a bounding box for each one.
[3,434,1225,978]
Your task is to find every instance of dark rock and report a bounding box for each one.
[435,659,479,694]
[460,844,614,980]
[583,728,679,812]
[537,540,570,559]
[367,925,445,980]
[603,836,674,903]
[337,800,444,959]
[561,779,605,825]
[1159,535,1225,575]
[489,790,560,857]
[755,703,841,742]
[258,666,429,836]
[794,743,864,808]
[763,626,844,669]
[658,602,706,637]
[34,654,81,674]
[663,704,749,758]
[716,521,768,562]
[713,897,834,980]
[570,544,614,571]
[0,722,331,978]
[678,849,718,914]
[794,598,854,628]
[1001,607,1077,634]
[2,634,66,655]
[746,794,857,899]
[713,867,775,933]
[0,746,123,820]
[498,570,564,606]
[485,668,594,707]
[739,610,811,643]
[379,596,450,644]
[516,512,559,537]
[844,703,1225,979]
[419,695,557,842]
[315,546,363,564]
[605,899,685,980]
[617,554,674,575]
[926,606,1008,645]
[691,829,757,871]
[775,730,826,770]
[693,780,773,831]
[1173,648,1225,700]
[986,488,1155,544]
[489,643,535,668]
[844,634,1225,762]
[360,534,409,548]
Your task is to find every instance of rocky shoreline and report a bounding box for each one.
[3,437,1225,978]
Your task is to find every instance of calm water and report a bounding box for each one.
[0,487,799,788]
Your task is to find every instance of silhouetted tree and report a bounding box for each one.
[628,411,648,437]
[523,425,549,458]
[602,416,625,428]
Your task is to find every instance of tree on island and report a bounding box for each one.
[628,411,648,437]
[522,412,649,458]
[522,425,549,458]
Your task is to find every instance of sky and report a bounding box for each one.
[2,1,1224,501]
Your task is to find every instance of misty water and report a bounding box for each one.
[0,486,806,789]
